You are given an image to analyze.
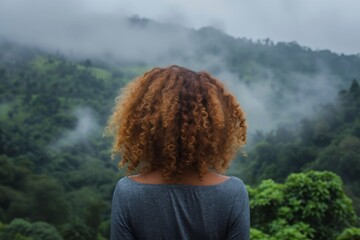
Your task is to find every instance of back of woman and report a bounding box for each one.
[106,66,250,240]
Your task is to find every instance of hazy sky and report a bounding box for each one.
[0,0,359,55]
[85,0,360,55]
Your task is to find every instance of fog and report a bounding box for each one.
[72,0,360,55]
[0,0,195,64]
[0,0,351,138]
[50,107,100,150]
[216,66,340,144]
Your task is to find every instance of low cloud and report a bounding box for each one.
[50,107,100,150]
[216,66,340,144]
[0,0,196,64]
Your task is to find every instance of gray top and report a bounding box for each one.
[111,176,250,240]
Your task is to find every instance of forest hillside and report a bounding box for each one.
[1,19,360,239]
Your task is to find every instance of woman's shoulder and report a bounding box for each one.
[215,176,248,200]
[116,176,135,188]
[114,177,136,194]
[226,175,246,186]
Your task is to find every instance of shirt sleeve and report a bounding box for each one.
[226,180,250,240]
[110,181,136,240]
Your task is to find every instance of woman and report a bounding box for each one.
[106,65,249,240]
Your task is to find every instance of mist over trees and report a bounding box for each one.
[238,79,360,213]
[1,18,360,239]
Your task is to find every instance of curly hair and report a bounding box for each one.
[105,65,247,182]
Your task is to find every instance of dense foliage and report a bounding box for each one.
[1,30,360,239]
[0,42,137,239]
[249,171,358,240]
[337,227,360,240]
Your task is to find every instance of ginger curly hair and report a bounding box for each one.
[105,65,247,182]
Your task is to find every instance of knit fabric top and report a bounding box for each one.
[111,176,250,240]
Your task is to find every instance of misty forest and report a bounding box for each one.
[1,16,360,240]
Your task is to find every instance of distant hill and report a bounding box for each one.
[2,18,360,133]
[1,19,360,238]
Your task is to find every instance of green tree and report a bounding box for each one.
[0,218,62,240]
[283,171,357,239]
[337,227,360,240]
[248,180,284,229]
[249,171,357,240]
[250,228,271,240]
[26,176,69,225]
[60,222,95,240]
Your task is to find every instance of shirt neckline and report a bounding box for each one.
[125,175,234,188]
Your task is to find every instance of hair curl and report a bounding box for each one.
[105,65,247,182]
